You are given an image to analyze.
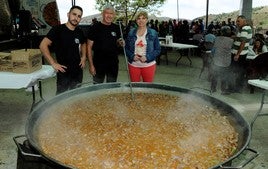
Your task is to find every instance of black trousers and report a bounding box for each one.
[229,54,248,91]
[56,68,83,94]
[93,62,119,84]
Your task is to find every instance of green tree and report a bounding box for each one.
[95,0,166,26]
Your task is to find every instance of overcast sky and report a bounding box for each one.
[57,0,268,22]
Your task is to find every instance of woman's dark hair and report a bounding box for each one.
[253,38,265,53]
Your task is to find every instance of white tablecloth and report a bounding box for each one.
[248,79,268,90]
[160,42,198,49]
[0,65,55,89]
[160,42,198,66]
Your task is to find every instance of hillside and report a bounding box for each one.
[197,6,268,32]
[81,6,268,32]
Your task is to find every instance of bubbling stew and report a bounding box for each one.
[36,92,238,169]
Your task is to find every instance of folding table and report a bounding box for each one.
[0,65,55,110]
[160,42,198,66]
[248,79,268,128]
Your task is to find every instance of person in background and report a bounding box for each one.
[227,18,237,34]
[198,19,205,34]
[125,20,137,37]
[203,28,216,50]
[210,26,234,95]
[207,21,215,34]
[177,20,190,44]
[199,28,216,81]
[158,21,169,37]
[87,4,123,84]
[251,38,267,55]
[248,36,267,57]
[39,6,86,94]
[229,15,252,93]
[125,11,161,82]
[247,37,267,77]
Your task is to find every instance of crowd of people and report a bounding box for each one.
[200,16,267,95]
[144,15,268,95]
[132,17,238,44]
[39,4,268,95]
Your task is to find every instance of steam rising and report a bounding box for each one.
[34,91,238,169]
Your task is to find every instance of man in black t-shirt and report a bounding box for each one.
[87,4,123,84]
[39,6,86,94]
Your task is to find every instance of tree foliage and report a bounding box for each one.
[95,0,166,26]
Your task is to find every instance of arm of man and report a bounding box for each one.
[86,39,95,76]
[39,37,67,72]
[234,41,245,61]
[79,42,87,68]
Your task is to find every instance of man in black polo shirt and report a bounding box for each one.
[86,4,123,84]
[40,6,86,94]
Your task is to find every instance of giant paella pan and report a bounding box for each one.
[14,83,258,169]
